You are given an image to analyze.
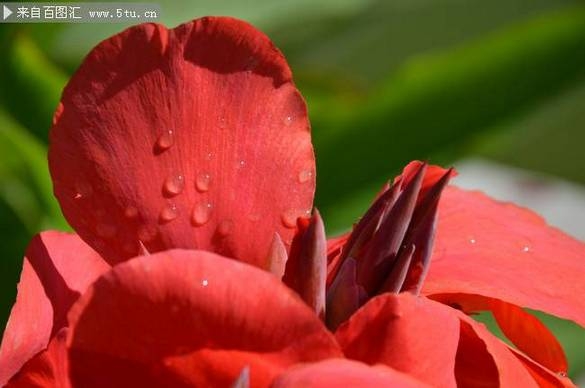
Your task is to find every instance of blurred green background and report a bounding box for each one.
[1,0,584,380]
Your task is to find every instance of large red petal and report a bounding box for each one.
[6,329,70,388]
[510,348,575,388]
[335,293,459,387]
[0,232,108,385]
[272,359,430,387]
[455,313,539,387]
[491,299,567,374]
[423,186,585,326]
[431,293,568,375]
[49,17,315,265]
[66,250,341,387]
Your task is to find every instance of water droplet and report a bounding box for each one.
[124,206,139,219]
[469,238,476,244]
[191,202,212,226]
[284,116,293,126]
[195,173,212,192]
[201,279,209,287]
[164,174,185,196]
[238,160,246,169]
[522,246,530,252]
[138,225,157,242]
[217,219,233,236]
[96,223,116,239]
[206,152,214,161]
[74,181,93,199]
[298,169,313,183]
[160,203,178,223]
[219,117,227,129]
[156,129,174,152]
[281,210,298,228]
[557,371,568,378]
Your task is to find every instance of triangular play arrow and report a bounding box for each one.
[3,5,13,20]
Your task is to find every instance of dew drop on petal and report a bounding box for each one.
[160,203,179,223]
[284,116,293,126]
[281,210,298,229]
[74,181,93,199]
[124,206,139,219]
[238,160,246,169]
[96,223,117,239]
[195,173,212,192]
[164,174,185,196]
[298,169,313,183]
[206,152,214,161]
[138,225,157,242]
[217,219,233,236]
[191,202,212,226]
[469,238,476,244]
[219,117,227,129]
[201,279,209,287]
[156,129,174,151]
[522,246,530,252]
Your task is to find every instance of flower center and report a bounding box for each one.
[325,163,453,330]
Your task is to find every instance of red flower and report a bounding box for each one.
[1,16,584,387]
[324,161,584,386]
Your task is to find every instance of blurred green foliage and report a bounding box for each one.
[0,0,584,379]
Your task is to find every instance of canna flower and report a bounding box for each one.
[0,16,583,388]
[323,161,585,387]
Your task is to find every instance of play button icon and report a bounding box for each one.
[3,5,12,20]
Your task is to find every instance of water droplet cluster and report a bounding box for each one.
[77,122,313,254]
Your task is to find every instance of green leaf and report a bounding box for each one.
[0,31,68,142]
[0,109,67,231]
[314,6,585,231]
[0,199,30,340]
[474,79,585,185]
[0,109,69,339]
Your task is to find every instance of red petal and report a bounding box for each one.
[326,233,349,287]
[335,293,459,387]
[49,17,315,265]
[272,359,431,387]
[6,329,70,388]
[455,313,539,387]
[423,187,585,326]
[430,293,569,375]
[265,233,288,279]
[283,210,327,318]
[491,299,568,374]
[0,232,108,385]
[397,160,456,198]
[66,250,341,387]
[510,348,575,388]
